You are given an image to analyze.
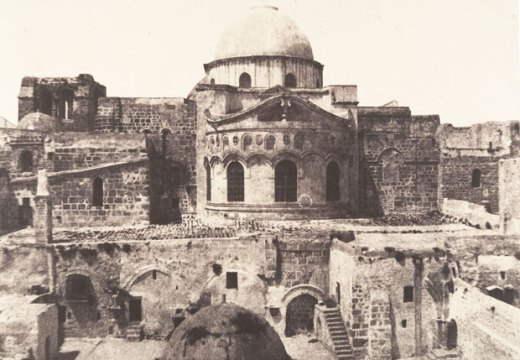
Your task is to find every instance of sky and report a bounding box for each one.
[0,0,519,126]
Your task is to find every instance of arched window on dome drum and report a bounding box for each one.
[19,150,33,172]
[275,160,297,202]
[239,73,251,88]
[227,162,244,202]
[210,78,215,85]
[472,169,481,188]
[205,162,211,202]
[222,135,229,148]
[326,161,340,202]
[92,177,104,207]
[285,73,296,88]
[265,135,276,150]
[243,135,253,151]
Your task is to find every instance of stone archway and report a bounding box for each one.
[285,293,318,336]
[281,285,324,337]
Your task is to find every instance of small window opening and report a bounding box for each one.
[210,78,215,85]
[243,134,253,151]
[239,73,251,88]
[401,319,407,328]
[19,150,34,172]
[403,286,414,303]
[283,134,291,145]
[233,136,239,146]
[152,270,157,280]
[500,271,506,280]
[471,169,481,188]
[265,135,276,150]
[226,272,238,289]
[222,136,229,147]
[92,177,103,207]
[285,73,296,88]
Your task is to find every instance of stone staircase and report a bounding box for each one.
[126,323,143,342]
[322,307,354,360]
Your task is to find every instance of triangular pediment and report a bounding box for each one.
[205,93,351,128]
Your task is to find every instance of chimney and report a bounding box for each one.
[34,169,52,243]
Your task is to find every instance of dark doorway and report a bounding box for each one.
[447,319,458,349]
[285,294,318,337]
[129,298,142,322]
[18,197,33,227]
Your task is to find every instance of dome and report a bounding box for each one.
[18,112,59,132]
[214,6,314,61]
[161,303,290,360]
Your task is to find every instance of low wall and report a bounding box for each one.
[442,198,499,229]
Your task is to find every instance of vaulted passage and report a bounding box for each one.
[285,294,317,336]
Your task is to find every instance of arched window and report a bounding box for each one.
[210,78,215,85]
[39,89,53,116]
[205,162,211,202]
[227,162,244,202]
[294,132,305,150]
[265,135,276,150]
[92,177,103,206]
[62,89,74,120]
[19,150,33,172]
[239,73,251,88]
[243,134,253,151]
[142,129,152,135]
[222,135,229,148]
[326,162,340,202]
[472,169,481,188]
[285,73,297,88]
[275,160,297,202]
[66,274,94,302]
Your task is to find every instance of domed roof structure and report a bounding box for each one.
[214,5,314,61]
[18,112,59,132]
[161,303,290,360]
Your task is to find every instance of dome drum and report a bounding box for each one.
[205,56,323,89]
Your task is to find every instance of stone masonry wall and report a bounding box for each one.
[51,236,267,337]
[49,162,150,227]
[358,108,440,215]
[439,155,499,213]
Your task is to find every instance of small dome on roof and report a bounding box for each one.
[161,303,290,360]
[214,6,314,61]
[18,112,59,131]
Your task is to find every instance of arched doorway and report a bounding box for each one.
[285,294,318,336]
[447,319,458,349]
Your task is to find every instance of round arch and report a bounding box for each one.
[281,284,325,305]
[122,264,172,291]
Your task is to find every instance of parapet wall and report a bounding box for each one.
[499,157,520,234]
[451,279,520,360]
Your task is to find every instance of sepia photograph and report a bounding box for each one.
[0,0,519,359]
